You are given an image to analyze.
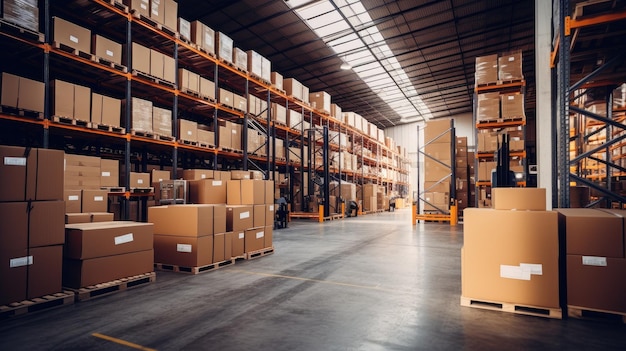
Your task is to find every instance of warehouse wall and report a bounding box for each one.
[385,114,474,199]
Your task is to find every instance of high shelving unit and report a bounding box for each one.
[0,0,410,221]
[553,0,626,208]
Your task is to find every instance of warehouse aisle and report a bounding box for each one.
[1,209,625,350]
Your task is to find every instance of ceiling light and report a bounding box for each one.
[340,61,352,70]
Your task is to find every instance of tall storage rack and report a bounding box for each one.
[553,0,626,208]
[0,0,411,221]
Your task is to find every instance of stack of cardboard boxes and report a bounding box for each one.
[0,146,65,305]
[2,0,39,31]
[462,188,561,314]
[423,119,452,212]
[128,0,178,31]
[0,72,45,114]
[64,154,113,224]
[558,209,626,314]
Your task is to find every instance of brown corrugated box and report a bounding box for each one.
[271,72,283,90]
[189,179,226,204]
[477,92,500,121]
[216,32,233,63]
[0,248,28,305]
[557,209,623,258]
[163,55,175,83]
[266,204,275,226]
[52,79,74,118]
[213,205,226,234]
[29,200,65,248]
[0,202,28,254]
[179,117,198,140]
[130,172,150,188]
[253,204,266,227]
[91,212,114,222]
[498,51,523,80]
[148,205,214,236]
[149,0,164,24]
[227,180,242,205]
[53,17,91,53]
[424,119,452,143]
[213,233,225,263]
[226,205,253,232]
[64,221,154,259]
[492,188,546,211]
[200,77,215,99]
[462,208,560,308]
[232,231,245,257]
[475,54,498,85]
[150,49,164,79]
[241,180,265,205]
[0,146,64,202]
[264,226,273,248]
[66,213,91,224]
[197,129,214,145]
[231,123,242,150]
[154,234,213,267]
[81,189,108,213]
[132,42,151,73]
[63,249,153,288]
[500,93,525,119]
[190,21,215,55]
[64,190,82,213]
[151,169,170,183]
[153,107,172,136]
[2,73,46,113]
[100,158,119,187]
[129,96,153,132]
[265,180,274,204]
[126,0,150,17]
[163,0,177,30]
[567,255,626,313]
[1,72,19,107]
[102,95,121,127]
[218,120,232,149]
[284,78,303,100]
[245,227,265,252]
[28,246,63,299]
[93,34,122,64]
[178,17,190,41]
[424,158,452,181]
[233,48,247,72]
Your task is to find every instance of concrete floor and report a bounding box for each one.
[1,208,625,350]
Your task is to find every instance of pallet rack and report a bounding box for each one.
[0,0,410,221]
[553,0,626,208]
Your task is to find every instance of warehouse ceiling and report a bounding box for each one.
[179,0,535,128]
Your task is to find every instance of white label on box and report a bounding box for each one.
[4,157,26,166]
[94,196,104,202]
[114,233,134,245]
[582,256,607,266]
[187,130,192,136]
[232,130,237,134]
[141,3,147,10]
[70,35,79,43]
[500,265,531,280]
[508,95,514,100]
[508,57,515,61]
[138,179,144,184]
[238,232,244,239]
[10,256,33,268]
[256,231,264,239]
[201,174,206,179]
[68,195,79,201]
[158,178,164,182]
[520,263,542,275]
[177,244,192,253]
[212,181,222,186]
[269,205,274,211]
[240,211,250,219]
[106,50,114,57]
[102,171,111,177]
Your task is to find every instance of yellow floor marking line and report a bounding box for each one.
[229,269,399,293]
[92,333,157,351]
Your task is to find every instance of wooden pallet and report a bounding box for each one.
[105,0,129,13]
[129,187,154,194]
[91,122,124,134]
[92,55,128,73]
[249,73,270,86]
[199,94,216,103]
[477,117,525,125]
[568,306,626,323]
[476,79,525,88]
[101,186,126,193]
[197,46,216,58]
[461,296,562,319]
[53,116,90,127]
[67,272,156,302]
[197,142,215,149]
[131,129,156,139]
[0,291,75,319]
[270,86,286,94]
[180,139,198,146]
[155,259,235,275]
[154,133,175,142]
[182,89,201,98]
[246,247,275,260]
[219,58,236,68]
[52,42,94,61]
[131,70,176,89]
[131,12,177,37]
[0,18,44,42]
[0,105,43,119]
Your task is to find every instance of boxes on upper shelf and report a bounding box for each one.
[53,17,91,54]
[1,72,45,113]
[92,35,122,65]
[91,93,121,127]
[474,54,498,86]
[498,51,523,81]
[2,0,39,32]
[216,32,233,63]
[191,21,215,55]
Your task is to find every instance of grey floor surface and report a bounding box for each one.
[1,208,625,350]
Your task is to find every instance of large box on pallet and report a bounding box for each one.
[81,189,107,213]
[153,234,213,268]
[0,146,64,202]
[0,249,27,305]
[475,54,498,85]
[148,205,214,236]
[226,205,253,232]
[245,227,265,252]
[178,119,197,142]
[129,97,153,132]
[53,17,91,54]
[126,0,150,17]
[567,255,626,313]
[501,93,525,119]
[63,249,153,288]
[492,188,546,211]
[232,230,245,257]
[132,42,151,73]
[189,179,227,204]
[64,221,154,259]
[28,245,63,299]
[163,0,177,30]
[2,0,39,32]
[153,107,172,137]
[216,32,233,63]
[190,21,215,55]
[424,119,452,143]
[498,51,523,80]
[477,92,499,122]
[310,91,331,114]
[556,209,623,258]
[93,35,122,65]
[462,208,560,309]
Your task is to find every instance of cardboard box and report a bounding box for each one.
[189,179,227,204]
[475,54,498,85]
[557,209,623,258]
[253,204,266,227]
[501,93,525,119]
[284,78,303,100]
[424,143,452,160]
[219,88,234,108]
[154,234,213,267]
[64,221,153,259]
[52,79,74,118]
[149,0,164,24]
[184,169,214,180]
[424,119,452,143]
[130,172,150,188]
[264,225,273,248]
[309,91,331,113]
[91,212,114,222]
[0,247,28,305]
[478,161,496,181]
[567,255,626,313]
[226,180,242,205]
[266,204,275,226]
[65,190,82,213]
[153,107,172,136]
[226,205,253,232]
[462,208,560,308]
[53,17,91,53]
[132,42,151,73]
[93,34,122,65]
[241,180,265,205]
[213,233,225,263]
[271,72,283,90]
[265,180,274,204]
[74,83,91,121]
[81,189,108,213]
[245,227,265,252]
[197,129,214,144]
[200,77,215,99]
[216,32,233,63]
[63,249,153,288]
[491,188,546,211]
[232,231,245,257]
[498,51,523,80]
[178,17,190,41]
[0,203,28,254]
[230,170,250,180]
[65,213,91,224]
[102,95,121,127]
[100,159,119,187]
[126,0,150,17]
[477,92,500,122]
[424,158,452,181]
[213,205,226,234]
[16,75,45,113]
[218,121,232,149]
[28,200,65,248]
[231,123,242,150]
[28,246,63,299]
[190,21,215,55]
[0,146,64,202]
[148,205,214,236]
[163,0,177,30]
[1,72,19,107]
[150,49,164,79]
[91,93,104,124]
[130,96,153,132]
[152,169,170,183]
[163,54,175,83]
